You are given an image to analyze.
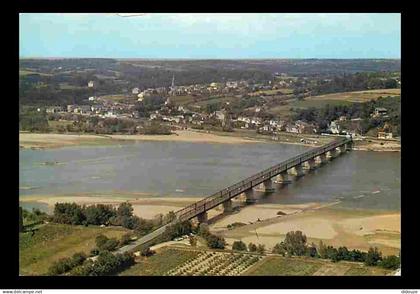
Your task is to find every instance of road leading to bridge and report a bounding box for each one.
[118,136,353,254]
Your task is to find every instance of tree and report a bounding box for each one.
[318,241,328,259]
[256,244,266,255]
[306,243,318,258]
[284,231,307,256]
[232,240,247,251]
[117,202,134,218]
[365,247,382,266]
[53,202,85,225]
[206,234,226,249]
[84,204,116,225]
[379,255,400,270]
[189,235,197,247]
[272,242,286,256]
[248,242,257,252]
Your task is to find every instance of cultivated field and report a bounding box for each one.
[306,88,401,103]
[120,247,393,276]
[19,223,130,276]
[166,251,263,276]
[119,247,200,276]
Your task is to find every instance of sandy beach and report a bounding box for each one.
[211,202,400,256]
[19,130,261,149]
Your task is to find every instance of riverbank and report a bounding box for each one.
[20,193,400,256]
[19,130,261,149]
[19,130,400,152]
[211,202,400,256]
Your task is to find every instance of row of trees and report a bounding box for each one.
[232,241,266,255]
[270,231,400,270]
[47,252,87,275]
[70,251,135,276]
[52,202,158,236]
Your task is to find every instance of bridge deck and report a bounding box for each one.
[118,136,352,253]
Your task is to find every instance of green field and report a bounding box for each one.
[245,256,322,276]
[244,256,393,276]
[267,88,400,118]
[19,69,52,77]
[119,247,200,276]
[19,223,129,276]
[170,95,197,105]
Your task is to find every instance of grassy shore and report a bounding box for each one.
[19,223,130,276]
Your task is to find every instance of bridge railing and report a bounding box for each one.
[169,137,351,223]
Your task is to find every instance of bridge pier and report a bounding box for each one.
[197,211,208,224]
[316,153,328,165]
[339,145,346,154]
[345,142,353,151]
[303,158,316,170]
[289,164,305,177]
[222,199,233,213]
[244,189,257,204]
[326,149,338,159]
[263,179,275,192]
[275,171,291,184]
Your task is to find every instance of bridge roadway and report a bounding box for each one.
[117,136,352,254]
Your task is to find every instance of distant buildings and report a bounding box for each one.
[373,107,388,118]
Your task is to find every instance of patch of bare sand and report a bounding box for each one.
[109,130,260,144]
[338,214,400,236]
[216,206,400,255]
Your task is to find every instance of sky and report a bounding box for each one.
[19,13,401,59]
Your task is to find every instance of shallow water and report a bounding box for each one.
[19,141,400,211]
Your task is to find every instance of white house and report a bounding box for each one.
[132,88,140,95]
[329,121,341,134]
[88,96,96,101]
[88,81,94,88]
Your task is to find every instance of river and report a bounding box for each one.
[19,141,400,211]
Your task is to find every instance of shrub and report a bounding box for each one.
[189,235,197,247]
[79,251,135,276]
[248,242,257,252]
[206,234,226,249]
[232,240,247,251]
[119,233,133,246]
[140,247,155,257]
[379,255,400,270]
[284,231,307,256]
[365,247,382,266]
[95,234,119,251]
[256,244,266,255]
[48,257,73,275]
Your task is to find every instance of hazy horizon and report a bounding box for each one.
[20,13,401,59]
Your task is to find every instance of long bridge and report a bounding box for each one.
[117,136,353,254]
